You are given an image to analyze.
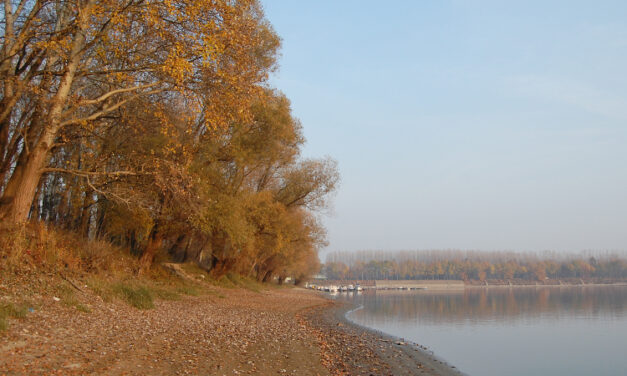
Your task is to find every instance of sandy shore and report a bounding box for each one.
[0,284,460,375]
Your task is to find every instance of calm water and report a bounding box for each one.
[332,286,627,376]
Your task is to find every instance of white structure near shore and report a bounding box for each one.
[309,280,465,291]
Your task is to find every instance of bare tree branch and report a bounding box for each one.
[41,167,139,177]
[78,83,159,106]
[59,88,163,127]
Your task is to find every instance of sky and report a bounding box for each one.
[261,1,627,257]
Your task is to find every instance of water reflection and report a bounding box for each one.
[334,286,627,376]
[338,286,627,325]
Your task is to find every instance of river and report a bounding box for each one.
[332,285,627,376]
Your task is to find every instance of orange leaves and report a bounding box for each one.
[162,44,194,85]
[0,0,328,278]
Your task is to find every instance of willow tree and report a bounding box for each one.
[184,89,338,278]
[0,0,278,222]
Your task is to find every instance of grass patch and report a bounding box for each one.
[75,304,91,313]
[177,285,200,296]
[86,277,116,303]
[153,288,181,301]
[57,283,78,307]
[112,283,154,309]
[54,282,92,313]
[89,274,205,309]
[206,289,226,299]
[180,263,210,279]
[0,302,29,331]
[227,273,264,293]
[0,302,28,319]
[212,274,237,288]
[0,222,135,276]
[210,273,263,293]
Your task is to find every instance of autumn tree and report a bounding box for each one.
[0,0,277,222]
[186,90,337,279]
[1,0,337,281]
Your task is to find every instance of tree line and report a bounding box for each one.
[322,250,627,282]
[1,0,338,282]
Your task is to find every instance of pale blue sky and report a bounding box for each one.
[261,1,627,255]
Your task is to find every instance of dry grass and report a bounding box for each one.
[0,302,29,331]
[54,282,92,313]
[111,283,155,309]
[211,272,264,293]
[84,273,211,310]
[0,223,276,313]
[0,223,134,277]
[177,285,201,296]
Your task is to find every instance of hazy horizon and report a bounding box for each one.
[323,248,627,264]
[262,1,627,256]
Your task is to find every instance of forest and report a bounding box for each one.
[322,250,627,283]
[0,0,338,282]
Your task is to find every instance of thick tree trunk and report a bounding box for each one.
[262,270,273,283]
[11,143,50,221]
[0,150,27,216]
[0,4,88,223]
[139,228,163,275]
[138,218,165,275]
[167,234,187,262]
[0,134,52,222]
[78,204,91,237]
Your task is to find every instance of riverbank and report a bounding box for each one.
[1,278,460,375]
[302,297,463,376]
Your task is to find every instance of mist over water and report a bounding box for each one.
[334,286,627,376]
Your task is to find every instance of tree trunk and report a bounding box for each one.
[167,234,187,262]
[262,270,273,283]
[0,149,27,217]
[0,134,52,222]
[139,226,163,275]
[0,3,88,223]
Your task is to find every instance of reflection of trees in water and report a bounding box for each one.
[351,287,627,325]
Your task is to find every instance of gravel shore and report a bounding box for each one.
[302,296,463,376]
[0,285,461,375]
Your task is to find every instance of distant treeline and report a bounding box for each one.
[346,287,627,324]
[322,250,627,282]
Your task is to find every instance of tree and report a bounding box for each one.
[1,1,338,280]
[0,0,278,222]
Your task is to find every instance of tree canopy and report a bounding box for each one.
[1,0,338,281]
